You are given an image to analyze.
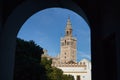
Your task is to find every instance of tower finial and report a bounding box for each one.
[66,16,72,29]
[65,16,72,36]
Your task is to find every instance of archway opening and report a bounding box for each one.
[15,8,91,80]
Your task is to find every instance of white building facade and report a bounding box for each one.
[57,59,91,80]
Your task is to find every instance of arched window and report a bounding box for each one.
[83,62,85,65]
[65,53,66,55]
[65,40,66,45]
[67,31,68,35]
[65,56,66,59]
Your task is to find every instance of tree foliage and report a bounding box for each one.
[14,38,44,80]
[41,57,74,80]
[14,38,74,80]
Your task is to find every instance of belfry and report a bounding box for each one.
[60,17,77,63]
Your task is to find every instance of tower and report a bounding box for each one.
[60,17,77,64]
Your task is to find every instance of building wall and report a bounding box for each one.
[58,59,91,80]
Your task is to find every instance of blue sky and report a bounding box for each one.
[17,8,91,61]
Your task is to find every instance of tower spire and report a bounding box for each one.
[65,17,72,37]
[66,16,72,30]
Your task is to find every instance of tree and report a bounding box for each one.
[41,57,74,80]
[14,38,74,80]
[14,38,44,80]
[62,74,75,80]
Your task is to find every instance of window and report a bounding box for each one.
[65,53,66,55]
[65,40,66,45]
[77,75,80,80]
[83,76,85,78]
[83,62,85,65]
[67,31,68,35]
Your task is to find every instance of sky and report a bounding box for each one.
[17,8,91,61]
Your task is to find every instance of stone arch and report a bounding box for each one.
[1,1,91,80]
[1,0,119,80]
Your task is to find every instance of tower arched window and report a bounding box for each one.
[65,56,66,58]
[67,31,68,35]
[83,62,85,65]
[65,40,66,45]
[80,62,82,65]
[65,53,66,55]
[70,30,72,35]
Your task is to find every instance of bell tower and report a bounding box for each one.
[60,17,77,64]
